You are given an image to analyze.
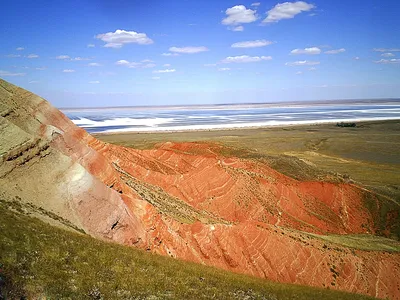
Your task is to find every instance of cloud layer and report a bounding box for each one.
[325,48,346,54]
[290,47,321,55]
[0,70,26,77]
[169,46,209,54]
[96,29,153,48]
[162,53,179,57]
[374,59,400,64]
[381,53,395,57]
[231,40,274,48]
[222,55,272,63]
[222,5,258,27]
[115,60,155,68]
[285,60,320,66]
[373,48,400,52]
[263,1,315,23]
[56,55,70,60]
[153,69,176,73]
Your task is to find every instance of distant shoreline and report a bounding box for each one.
[61,98,400,112]
[68,100,400,135]
[93,118,400,136]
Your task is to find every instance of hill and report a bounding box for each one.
[0,78,399,299]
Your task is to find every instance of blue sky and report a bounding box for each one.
[1,0,400,107]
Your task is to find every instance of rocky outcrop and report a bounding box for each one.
[0,78,399,299]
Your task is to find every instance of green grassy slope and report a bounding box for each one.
[0,200,376,300]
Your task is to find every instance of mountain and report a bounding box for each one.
[0,78,399,299]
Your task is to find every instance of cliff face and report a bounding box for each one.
[0,79,399,299]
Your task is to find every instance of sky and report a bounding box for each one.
[1,0,400,108]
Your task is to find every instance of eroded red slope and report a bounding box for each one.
[105,141,372,234]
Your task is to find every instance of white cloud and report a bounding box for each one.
[115,60,155,68]
[153,69,176,73]
[232,26,244,32]
[36,67,46,70]
[141,59,154,63]
[88,62,101,67]
[29,81,39,84]
[373,48,400,52]
[382,53,395,57]
[87,44,95,48]
[354,57,360,60]
[169,46,209,54]
[27,54,39,58]
[290,47,321,55]
[62,69,75,73]
[6,54,21,58]
[96,29,154,48]
[56,55,70,60]
[263,1,315,23]
[89,81,100,84]
[0,70,26,76]
[285,60,320,66]
[325,48,346,54]
[222,5,258,26]
[218,67,231,71]
[143,63,156,68]
[163,64,171,67]
[374,59,400,64]
[71,57,91,61]
[296,71,303,75]
[162,52,179,57]
[231,39,274,48]
[116,60,130,65]
[309,67,317,71]
[118,61,140,68]
[251,2,261,7]
[221,55,272,63]
[204,63,217,67]
[16,47,24,51]
[152,77,161,80]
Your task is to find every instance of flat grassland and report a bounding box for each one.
[96,120,400,202]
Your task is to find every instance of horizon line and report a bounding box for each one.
[59,97,400,110]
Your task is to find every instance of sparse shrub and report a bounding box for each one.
[336,122,356,128]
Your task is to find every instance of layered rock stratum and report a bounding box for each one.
[0,79,399,299]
